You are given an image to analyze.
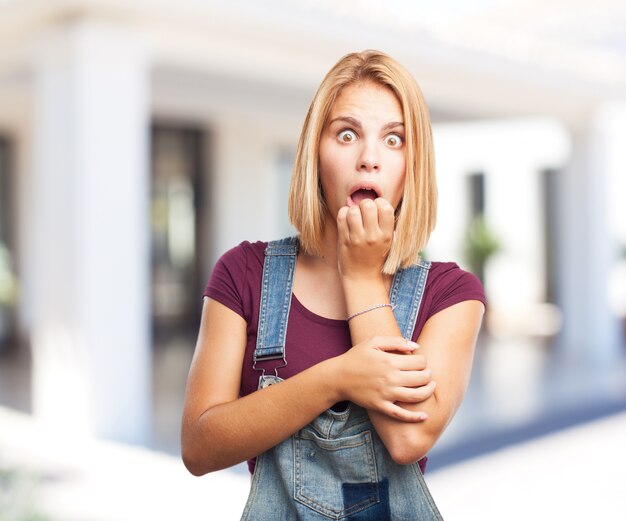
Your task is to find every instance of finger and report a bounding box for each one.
[360,199,380,234]
[337,206,350,242]
[346,205,365,240]
[370,336,418,352]
[396,381,437,403]
[376,343,416,354]
[375,198,395,239]
[381,403,428,423]
[395,353,428,370]
[399,369,432,388]
[417,380,437,400]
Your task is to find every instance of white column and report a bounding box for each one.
[212,117,282,258]
[30,20,151,444]
[603,103,626,326]
[555,107,623,364]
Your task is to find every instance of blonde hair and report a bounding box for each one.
[288,50,437,274]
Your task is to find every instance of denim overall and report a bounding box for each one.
[241,237,444,521]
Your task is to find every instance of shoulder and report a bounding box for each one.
[424,261,486,315]
[204,240,268,321]
[427,261,480,287]
[206,240,268,293]
[216,240,267,274]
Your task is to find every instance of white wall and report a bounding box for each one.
[431,118,571,338]
[27,20,151,443]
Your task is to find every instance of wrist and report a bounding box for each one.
[341,274,389,312]
[347,303,394,322]
[319,356,346,403]
[341,270,385,287]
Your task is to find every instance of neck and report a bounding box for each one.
[300,217,339,273]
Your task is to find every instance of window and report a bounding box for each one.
[150,126,205,335]
[0,137,16,347]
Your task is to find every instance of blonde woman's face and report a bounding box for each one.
[319,81,406,222]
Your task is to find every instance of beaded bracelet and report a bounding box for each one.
[346,303,394,322]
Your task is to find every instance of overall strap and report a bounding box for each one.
[389,259,432,339]
[254,236,298,367]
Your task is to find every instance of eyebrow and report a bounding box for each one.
[328,116,404,132]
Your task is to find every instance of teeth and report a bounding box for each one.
[350,188,379,205]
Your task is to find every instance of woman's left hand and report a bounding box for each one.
[337,197,395,279]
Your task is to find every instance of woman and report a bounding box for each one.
[182,50,486,520]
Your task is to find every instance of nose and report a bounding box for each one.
[358,139,380,172]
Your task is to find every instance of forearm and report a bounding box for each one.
[182,357,341,475]
[335,199,480,464]
[343,274,400,336]
[343,275,437,464]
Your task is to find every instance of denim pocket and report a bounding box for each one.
[294,429,383,519]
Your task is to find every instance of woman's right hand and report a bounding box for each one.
[331,336,436,422]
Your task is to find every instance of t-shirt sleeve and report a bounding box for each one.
[203,242,250,321]
[428,263,486,318]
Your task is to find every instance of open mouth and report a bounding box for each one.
[348,188,380,206]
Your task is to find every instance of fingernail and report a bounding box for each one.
[408,341,419,348]
[419,413,428,421]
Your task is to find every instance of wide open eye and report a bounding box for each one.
[337,129,357,143]
[384,134,403,148]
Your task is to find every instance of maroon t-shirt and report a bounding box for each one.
[204,240,486,473]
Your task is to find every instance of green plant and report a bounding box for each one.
[463,215,501,282]
[0,243,16,307]
[0,467,51,521]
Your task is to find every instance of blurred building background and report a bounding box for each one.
[0,0,625,519]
